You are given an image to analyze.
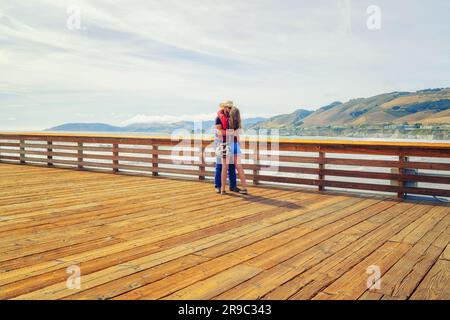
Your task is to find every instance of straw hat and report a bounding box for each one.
[220,100,235,108]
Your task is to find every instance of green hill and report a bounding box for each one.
[251,88,450,130]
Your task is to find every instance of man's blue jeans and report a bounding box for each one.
[215,163,237,190]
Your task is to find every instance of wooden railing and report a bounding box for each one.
[1,132,450,199]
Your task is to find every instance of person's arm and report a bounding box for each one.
[235,129,241,143]
[215,117,224,136]
[216,124,225,137]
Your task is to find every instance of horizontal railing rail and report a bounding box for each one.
[1,132,450,199]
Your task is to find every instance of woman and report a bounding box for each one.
[227,106,248,194]
[215,101,238,195]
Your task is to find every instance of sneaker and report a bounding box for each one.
[215,188,221,194]
[221,190,227,195]
[230,187,241,193]
[239,189,248,195]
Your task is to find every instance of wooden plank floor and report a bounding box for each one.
[0,163,449,300]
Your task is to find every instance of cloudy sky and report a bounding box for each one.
[1,0,449,130]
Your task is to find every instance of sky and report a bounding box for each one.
[1,0,450,130]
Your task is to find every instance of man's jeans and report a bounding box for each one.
[215,163,237,190]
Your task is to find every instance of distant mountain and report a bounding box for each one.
[46,122,210,133]
[46,89,450,136]
[124,121,209,133]
[45,117,270,133]
[250,88,450,131]
[242,117,270,128]
[46,123,124,132]
[302,89,450,127]
[250,109,314,130]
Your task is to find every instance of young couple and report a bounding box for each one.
[215,101,248,195]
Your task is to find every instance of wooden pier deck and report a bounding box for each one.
[0,163,449,300]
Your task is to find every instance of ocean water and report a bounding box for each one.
[40,130,450,143]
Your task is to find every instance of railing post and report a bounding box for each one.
[77,142,83,170]
[152,145,159,176]
[318,148,325,191]
[199,144,206,181]
[253,141,259,185]
[47,141,53,166]
[20,139,25,164]
[397,154,407,199]
[112,143,119,173]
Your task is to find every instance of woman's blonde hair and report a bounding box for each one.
[229,107,242,130]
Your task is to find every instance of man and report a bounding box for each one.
[214,101,240,194]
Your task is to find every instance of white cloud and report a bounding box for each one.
[0,0,449,130]
[122,111,274,125]
[122,113,217,125]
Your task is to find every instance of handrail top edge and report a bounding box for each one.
[1,132,450,149]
